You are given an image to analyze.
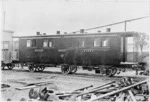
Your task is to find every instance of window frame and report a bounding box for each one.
[43,40,48,47]
[48,41,53,48]
[26,39,36,48]
[3,41,9,49]
[78,39,85,47]
[26,40,32,47]
[101,38,110,47]
[94,38,101,47]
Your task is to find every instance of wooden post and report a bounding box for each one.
[74,85,93,92]
[75,81,115,97]
[128,90,137,102]
[124,21,127,31]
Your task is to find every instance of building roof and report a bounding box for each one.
[2,30,14,33]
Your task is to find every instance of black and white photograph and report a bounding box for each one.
[1,0,150,101]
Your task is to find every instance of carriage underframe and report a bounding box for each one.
[2,61,143,77]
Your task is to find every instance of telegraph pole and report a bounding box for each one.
[3,11,5,30]
[2,0,5,30]
[123,20,127,62]
[124,21,127,31]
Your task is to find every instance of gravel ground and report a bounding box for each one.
[1,66,148,101]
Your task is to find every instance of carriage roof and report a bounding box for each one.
[13,31,138,39]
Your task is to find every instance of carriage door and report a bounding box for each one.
[35,39,44,63]
[13,40,19,61]
[57,38,66,63]
[2,41,11,64]
[126,37,137,62]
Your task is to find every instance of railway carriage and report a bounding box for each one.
[16,31,140,76]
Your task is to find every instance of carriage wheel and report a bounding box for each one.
[111,68,117,76]
[7,64,14,70]
[70,65,77,74]
[29,88,39,99]
[35,66,40,72]
[29,65,36,72]
[61,65,72,74]
[122,68,126,72]
[1,63,5,70]
[38,66,45,72]
[106,68,113,77]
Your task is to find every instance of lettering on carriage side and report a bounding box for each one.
[58,49,66,52]
[34,49,44,52]
[83,49,94,52]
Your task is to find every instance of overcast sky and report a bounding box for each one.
[2,0,150,36]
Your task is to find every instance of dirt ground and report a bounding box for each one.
[1,66,148,101]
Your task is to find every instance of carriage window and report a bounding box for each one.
[3,42,9,49]
[27,39,36,47]
[127,37,134,52]
[102,38,109,47]
[49,41,53,47]
[94,38,101,47]
[14,41,18,49]
[79,40,85,47]
[27,40,32,47]
[43,40,48,47]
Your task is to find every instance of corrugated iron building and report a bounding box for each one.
[1,30,14,64]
